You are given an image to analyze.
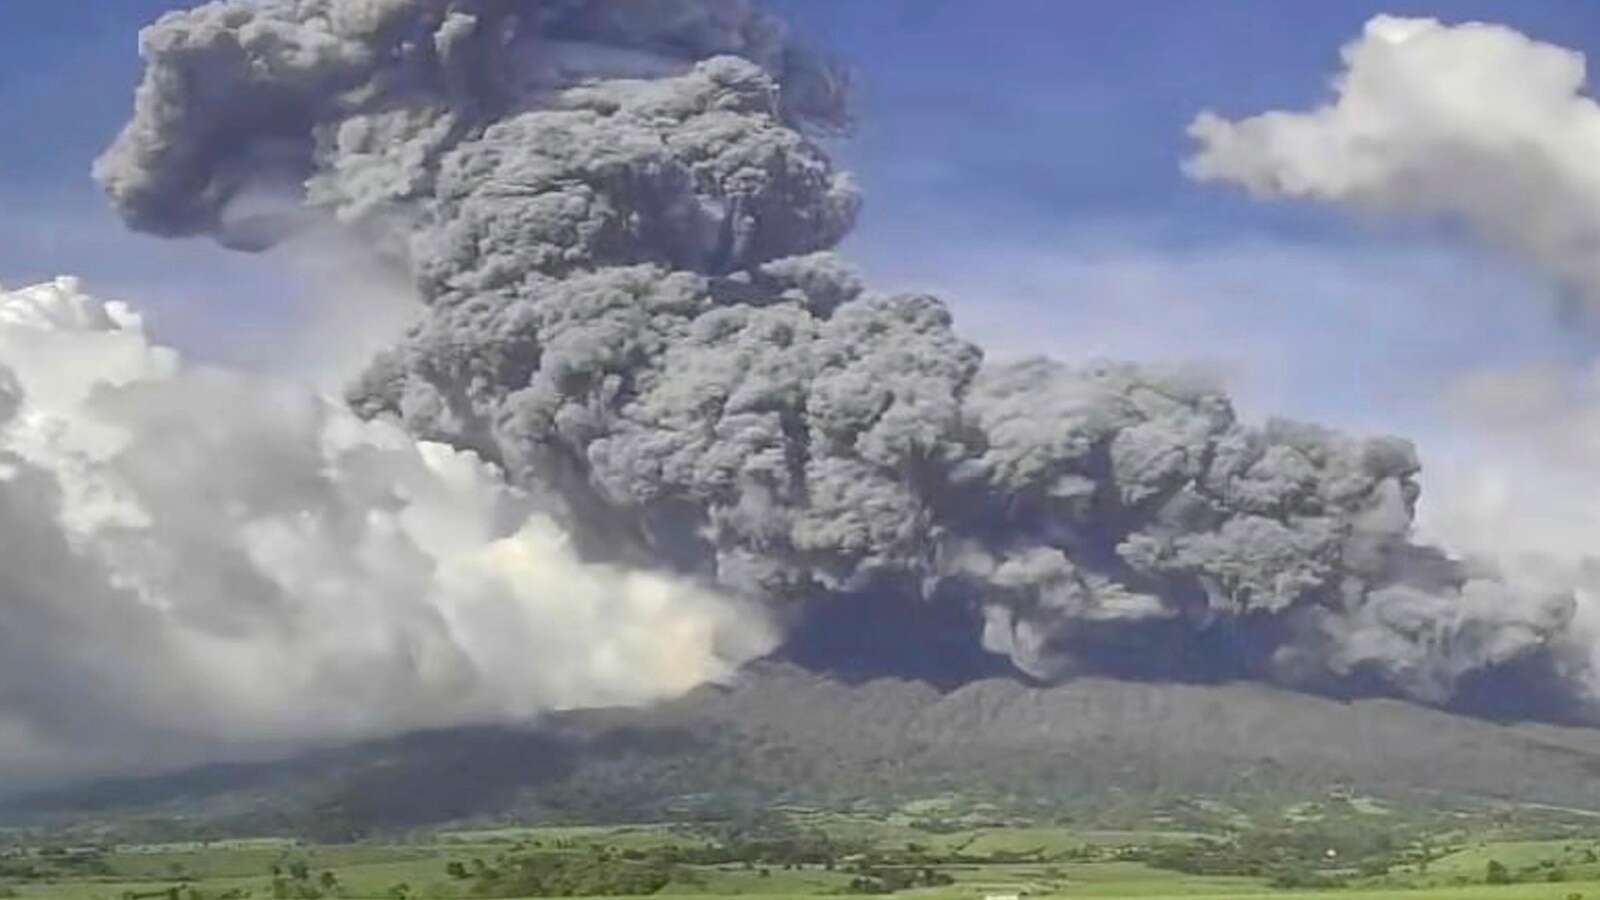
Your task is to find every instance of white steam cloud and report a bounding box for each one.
[0,277,773,784]
[1424,365,1600,691]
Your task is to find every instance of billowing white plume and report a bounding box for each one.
[0,277,773,783]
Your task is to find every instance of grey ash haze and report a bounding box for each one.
[97,0,1585,712]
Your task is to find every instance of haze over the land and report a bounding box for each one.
[1,0,1600,788]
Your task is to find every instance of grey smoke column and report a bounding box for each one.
[100,0,1581,706]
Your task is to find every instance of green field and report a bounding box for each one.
[7,808,1600,900]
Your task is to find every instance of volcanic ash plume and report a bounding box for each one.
[0,277,772,783]
[95,0,1585,709]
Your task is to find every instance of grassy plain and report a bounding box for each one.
[7,811,1600,900]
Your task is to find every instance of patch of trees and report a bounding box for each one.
[838,867,956,894]
[454,851,675,897]
[1266,866,1349,890]
[123,888,248,900]
[651,835,843,867]
[1144,824,1404,880]
[0,848,113,881]
[269,858,340,899]
[1143,839,1269,877]
[1486,860,1511,885]
[1482,853,1592,887]
[609,822,865,869]
[0,862,42,881]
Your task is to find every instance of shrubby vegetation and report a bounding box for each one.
[840,867,955,894]
[11,793,1600,900]
[1486,859,1511,885]
[457,851,675,897]
[1143,818,1412,881]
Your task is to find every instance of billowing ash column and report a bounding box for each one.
[99,0,1581,707]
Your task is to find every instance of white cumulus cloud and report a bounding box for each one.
[1186,14,1600,304]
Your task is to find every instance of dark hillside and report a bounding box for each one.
[11,664,1600,838]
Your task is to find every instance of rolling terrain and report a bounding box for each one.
[10,665,1600,839]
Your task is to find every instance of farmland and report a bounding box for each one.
[7,800,1600,900]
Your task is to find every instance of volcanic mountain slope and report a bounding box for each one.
[11,664,1600,837]
[564,664,1600,809]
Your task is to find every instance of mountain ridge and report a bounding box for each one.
[10,665,1600,838]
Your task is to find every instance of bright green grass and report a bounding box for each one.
[15,826,1600,900]
[438,827,699,852]
[101,846,433,880]
[1424,838,1600,876]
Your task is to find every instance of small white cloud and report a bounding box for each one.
[1186,14,1600,303]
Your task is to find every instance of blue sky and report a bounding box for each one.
[1,1,1596,436]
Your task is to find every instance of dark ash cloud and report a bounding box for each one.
[94,0,1589,716]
